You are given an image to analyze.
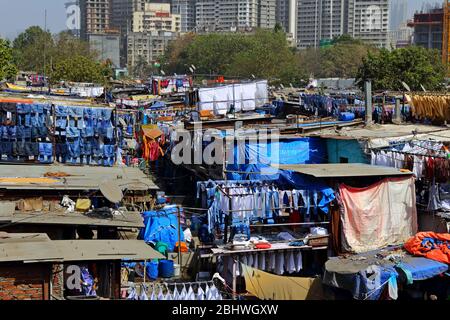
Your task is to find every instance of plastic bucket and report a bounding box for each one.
[158,259,174,278]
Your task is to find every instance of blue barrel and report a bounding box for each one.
[146,260,159,280]
[158,260,174,278]
[339,112,355,121]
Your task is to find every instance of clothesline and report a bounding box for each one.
[372,149,447,160]
[250,221,330,227]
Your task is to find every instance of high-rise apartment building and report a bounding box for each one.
[297,0,345,49]
[276,0,298,45]
[296,0,389,49]
[195,0,277,32]
[127,31,179,69]
[80,0,112,39]
[346,0,390,48]
[132,3,181,33]
[407,7,444,52]
[172,0,197,32]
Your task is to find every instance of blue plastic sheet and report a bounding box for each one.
[226,137,335,213]
[139,206,185,252]
[396,257,448,281]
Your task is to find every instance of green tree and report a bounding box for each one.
[0,39,18,81]
[162,30,306,85]
[356,46,446,91]
[48,55,110,84]
[296,35,376,78]
[226,29,304,84]
[131,55,154,79]
[52,31,96,63]
[13,26,54,73]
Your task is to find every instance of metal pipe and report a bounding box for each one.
[177,206,182,268]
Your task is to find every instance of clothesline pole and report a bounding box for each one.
[232,259,237,301]
[177,206,182,268]
[144,260,147,284]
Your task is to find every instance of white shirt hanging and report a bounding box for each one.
[197,286,205,300]
[172,286,180,300]
[259,252,266,271]
[295,251,303,272]
[205,284,213,300]
[275,252,285,275]
[139,285,149,300]
[149,285,156,300]
[179,285,188,300]
[157,286,165,300]
[127,287,138,300]
[268,252,276,272]
[186,285,195,300]
[253,252,259,270]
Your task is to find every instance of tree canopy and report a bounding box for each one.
[48,55,112,85]
[356,46,446,91]
[10,26,112,84]
[163,29,306,86]
[0,39,18,81]
[297,35,376,79]
[162,31,379,86]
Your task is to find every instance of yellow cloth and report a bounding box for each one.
[408,94,450,121]
[241,264,323,300]
[76,199,91,212]
[131,95,157,101]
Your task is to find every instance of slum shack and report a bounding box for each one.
[0,232,164,300]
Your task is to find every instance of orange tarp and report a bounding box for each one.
[0,98,34,104]
[404,232,450,264]
[0,178,59,184]
[142,128,163,140]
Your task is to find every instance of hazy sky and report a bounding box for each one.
[0,0,67,39]
[0,0,440,40]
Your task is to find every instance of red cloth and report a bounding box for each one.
[255,243,271,249]
[404,232,450,264]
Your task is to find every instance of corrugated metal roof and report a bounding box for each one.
[0,165,159,191]
[0,233,164,263]
[0,233,62,263]
[2,211,145,228]
[53,240,165,262]
[276,163,412,178]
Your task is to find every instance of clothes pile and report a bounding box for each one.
[404,232,450,264]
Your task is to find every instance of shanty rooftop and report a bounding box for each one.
[0,232,164,263]
[276,163,412,178]
[0,165,159,191]
[309,124,450,141]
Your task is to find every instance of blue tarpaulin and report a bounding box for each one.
[225,137,335,213]
[139,206,185,252]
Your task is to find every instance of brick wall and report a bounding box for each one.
[51,264,64,300]
[0,264,50,300]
